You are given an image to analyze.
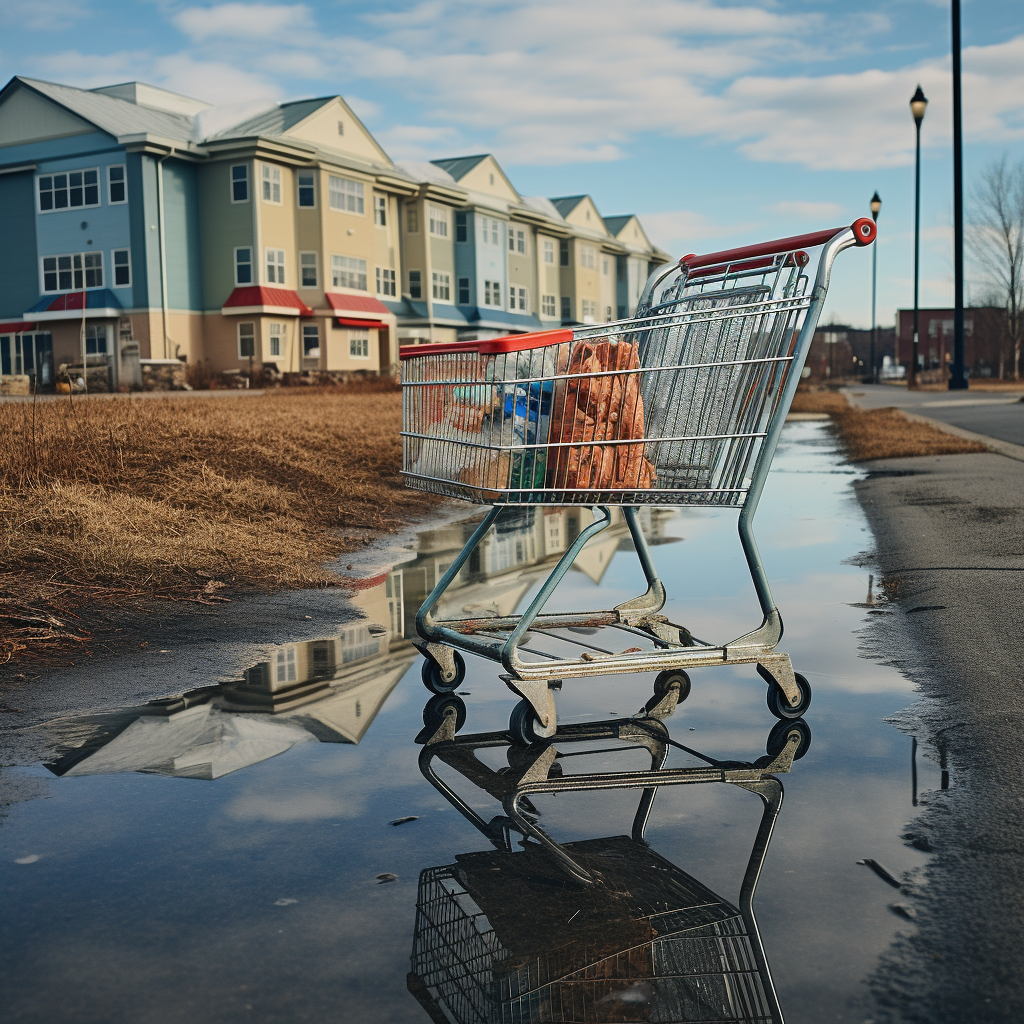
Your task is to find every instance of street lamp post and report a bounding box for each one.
[870,191,881,382]
[950,0,968,389]
[910,85,928,388]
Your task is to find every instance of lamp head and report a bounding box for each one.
[870,191,882,221]
[910,85,928,126]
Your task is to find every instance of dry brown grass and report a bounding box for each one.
[0,386,437,662]
[789,387,851,414]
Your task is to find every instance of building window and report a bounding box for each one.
[407,205,419,232]
[602,257,609,275]
[509,286,527,311]
[484,280,501,306]
[561,296,571,321]
[42,252,103,292]
[231,164,249,202]
[409,270,422,299]
[234,247,253,285]
[108,165,126,204]
[269,322,283,357]
[542,294,556,318]
[265,248,285,284]
[508,227,515,251]
[374,196,387,226]
[432,271,450,301]
[331,255,367,291]
[581,298,598,321]
[238,322,255,358]
[297,171,315,208]
[606,305,613,320]
[300,252,318,288]
[543,239,554,264]
[455,213,467,242]
[559,240,569,267]
[376,267,396,296]
[302,324,319,364]
[38,169,100,211]
[579,245,597,270]
[508,228,525,254]
[429,205,449,237]
[337,120,345,136]
[112,248,131,287]
[457,276,470,305]
[261,164,282,203]
[85,323,107,355]
[482,218,500,245]
[329,175,364,214]
[350,330,369,358]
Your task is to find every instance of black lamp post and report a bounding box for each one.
[950,0,968,389]
[870,191,881,382]
[910,85,928,388]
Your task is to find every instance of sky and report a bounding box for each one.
[3,0,1023,329]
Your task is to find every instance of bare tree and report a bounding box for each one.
[968,155,1024,379]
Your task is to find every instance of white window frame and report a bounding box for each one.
[579,244,597,270]
[581,298,598,322]
[541,294,557,318]
[302,323,320,365]
[508,286,527,311]
[234,246,253,285]
[482,218,500,246]
[40,251,103,293]
[349,330,370,359]
[328,175,365,215]
[237,321,256,359]
[111,248,131,288]
[85,323,108,356]
[543,239,554,264]
[261,164,282,204]
[297,171,316,209]
[230,164,249,203]
[516,229,526,255]
[269,322,284,358]
[429,205,449,237]
[299,251,318,289]
[265,247,286,285]
[107,164,127,205]
[37,168,101,213]
[374,195,387,226]
[483,280,501,307]
[331,254,368,291]
[376,267,396,296]
[432,271,450,301]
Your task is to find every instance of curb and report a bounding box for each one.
[895,408,1024,464]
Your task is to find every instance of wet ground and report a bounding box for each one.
[0,421,945,1024]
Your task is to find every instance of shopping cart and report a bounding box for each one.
[401,219,876,743]
[407,697,807,1023]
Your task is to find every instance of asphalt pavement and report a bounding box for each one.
[843,383,1024,448]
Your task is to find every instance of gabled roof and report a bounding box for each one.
[550,195,587,218]
[6,77,195,142]
[430,154,489,180]
[603,215,632,236]
[521,196,564,221]
[207,97,331,140]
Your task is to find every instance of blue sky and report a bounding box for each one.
[3,0,1023,328]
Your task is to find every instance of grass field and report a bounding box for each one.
[0,384,437,662]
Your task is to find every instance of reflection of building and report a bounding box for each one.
[398,506,677,627]
[42,568,416,780]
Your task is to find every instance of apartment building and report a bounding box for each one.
[0,75,670,387]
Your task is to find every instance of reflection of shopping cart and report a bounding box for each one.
[401,221,876,742]
[408,698,808,1023]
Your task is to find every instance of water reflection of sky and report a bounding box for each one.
[0,421,940,1024]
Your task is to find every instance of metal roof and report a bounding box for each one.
[12,77,195,142]
[430,154,490,181]
[207,97,332,140]
[602,215,634,236]
[550,195,587,217]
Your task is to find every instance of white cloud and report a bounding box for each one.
[0,0,89,31]
[638,209,759,255]
[174,3,313,42]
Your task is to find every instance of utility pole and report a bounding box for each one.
[950,0,968,389]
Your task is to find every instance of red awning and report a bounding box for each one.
[0,321,37,333]
[335,317,387,329]
[221,287,314,316]
[324,293,391,317]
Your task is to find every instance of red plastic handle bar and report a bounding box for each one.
[680,218,876,270]
[399,328,572,360]
[685,250,809,281]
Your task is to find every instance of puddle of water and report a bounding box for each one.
[0,421,940,1023]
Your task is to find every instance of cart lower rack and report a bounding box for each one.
[401,219,876,741]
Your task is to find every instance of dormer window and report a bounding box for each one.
[337,120,345,136]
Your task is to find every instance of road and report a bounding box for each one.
[843,383,1024,447]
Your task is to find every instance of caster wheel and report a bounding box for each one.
[765,718,811,762]
[508,699,546,747]
[420,693,467,737]
[765,671,811,720]
[421,650,466,694]
[653,670,691,702]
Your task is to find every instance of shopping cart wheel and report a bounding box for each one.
[419,693,466,739]
[654,670,692,702]
[765,718,811,762]
[421,650,466,694]
[508,699,546,747]
[765,672,812,720]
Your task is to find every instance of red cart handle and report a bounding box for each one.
[680,217,876,271]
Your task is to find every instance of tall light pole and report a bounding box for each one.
[950,0,968,389]
[870,191,881,382]
[910,85,928,388]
